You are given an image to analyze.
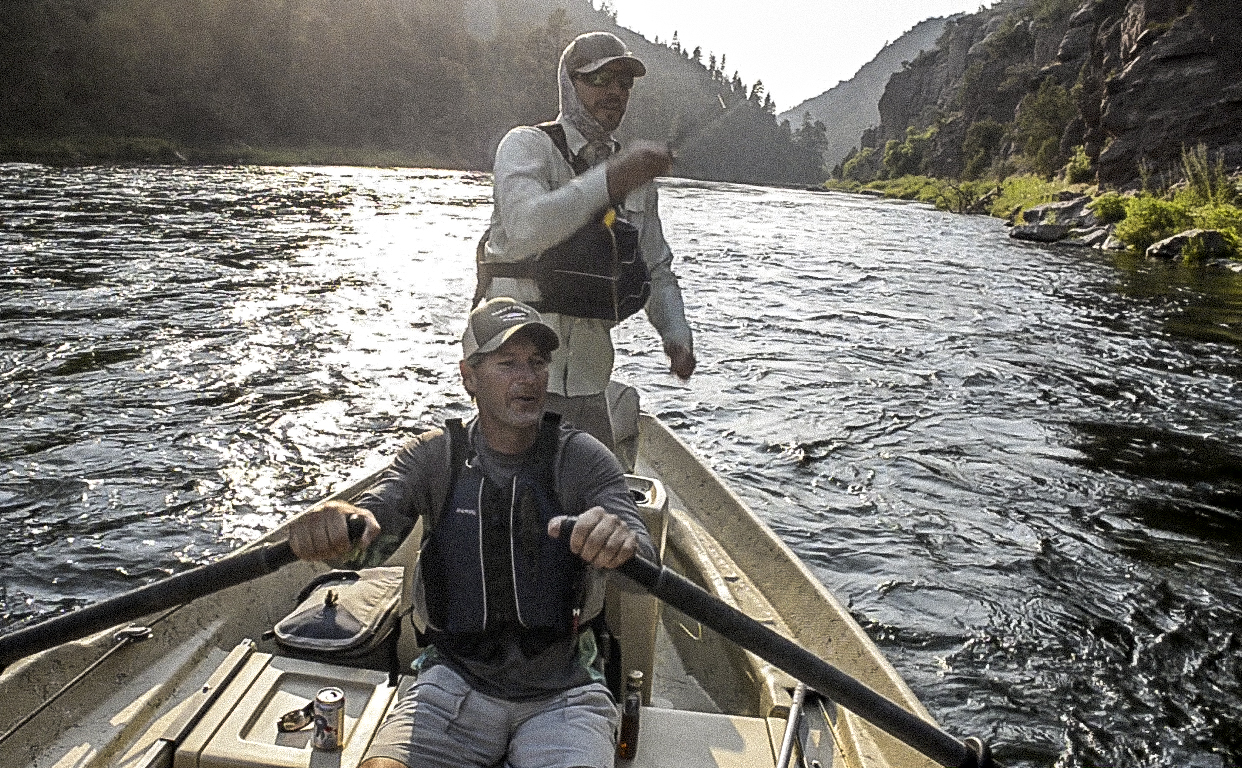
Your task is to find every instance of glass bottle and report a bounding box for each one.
[617,670,643,760]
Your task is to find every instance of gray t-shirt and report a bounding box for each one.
[354,417,652,700]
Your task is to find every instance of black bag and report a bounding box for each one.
[273,567,404,680]
[472,122,651,323]
[527,215,650,322]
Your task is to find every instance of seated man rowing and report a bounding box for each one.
[286,296,654,768]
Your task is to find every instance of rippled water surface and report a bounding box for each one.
[3,164,1241,767]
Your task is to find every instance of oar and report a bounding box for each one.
[562,517,996,768]
[0,517,366,672]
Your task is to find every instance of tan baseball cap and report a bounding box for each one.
[462,298,560,360]
[562,31,646,77]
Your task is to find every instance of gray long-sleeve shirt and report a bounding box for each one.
[483,118,693,397]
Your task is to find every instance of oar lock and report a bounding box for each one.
[113,625,152,644]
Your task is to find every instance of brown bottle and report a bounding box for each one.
[617,670,643,760]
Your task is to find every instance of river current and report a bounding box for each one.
[2,164,1241,767]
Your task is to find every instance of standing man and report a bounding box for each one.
[475,31,696,451]
[287,297,654,768]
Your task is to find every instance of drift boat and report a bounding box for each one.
[0,415,951,768]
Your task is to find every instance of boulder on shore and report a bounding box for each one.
[1011,224,1071,242]
[1065,226,1111,248]
[1021,196,1094,228]
[1146,229,1234,259]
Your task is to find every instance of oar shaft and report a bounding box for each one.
[617,554,992,768]
[0,541,295,671]
[0,515,367,672]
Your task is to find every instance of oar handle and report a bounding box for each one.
[558,516,995,768]
[0,514,368,672]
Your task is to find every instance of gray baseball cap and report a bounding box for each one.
[462,298,559,360]
[562,31,646,77]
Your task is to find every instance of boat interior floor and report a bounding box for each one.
[152,624,782,768]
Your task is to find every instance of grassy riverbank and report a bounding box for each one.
[824,173,1090,218]
[824,147,1242,260]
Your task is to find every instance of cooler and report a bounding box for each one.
[174,652,398,768]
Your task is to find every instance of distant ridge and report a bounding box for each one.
[778,15,958,171]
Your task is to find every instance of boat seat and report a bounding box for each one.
[625,706,777,768]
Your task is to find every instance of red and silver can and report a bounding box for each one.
[312,687,345,750]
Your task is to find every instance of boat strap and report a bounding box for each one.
[427,418,468,536]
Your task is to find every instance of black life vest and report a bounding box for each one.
[474,122,652,323]
[419,415,585,640]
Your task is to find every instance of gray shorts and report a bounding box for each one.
[363,664,619,768]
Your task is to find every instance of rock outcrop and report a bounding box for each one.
[855,0,1242,188]
[1011,223,1071,242]
[1008,193,1115,248]
[1089,0,1242,186]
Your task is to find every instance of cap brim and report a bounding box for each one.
[474,322,560,357]
[574,55,646,77]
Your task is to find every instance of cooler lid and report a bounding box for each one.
[175,653,397,768]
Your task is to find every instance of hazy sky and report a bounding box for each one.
[609,0,996,112]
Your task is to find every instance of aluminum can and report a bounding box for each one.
[312,687,345,750]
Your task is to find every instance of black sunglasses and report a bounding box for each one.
[574,70,635,90]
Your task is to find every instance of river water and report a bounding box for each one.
[2,164,1241,767]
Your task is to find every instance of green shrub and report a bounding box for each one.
[1115,197,1193,251]
[1182,230,1240,261]
[1192,202,1242,234]
[842,146,878,183]
[881,126,937,179]
[1014,79,1077,178]
[1063,145,1094,184]
[1088,192,1128,224]
[962,119,1007,180]
[821,179,861,192]
[936,180,990,213]
[1177,143,1237,206]
[1032,0,1080,25]
[988,174,1071,219]
[1190,202,1242,259]
[864,175,943,204]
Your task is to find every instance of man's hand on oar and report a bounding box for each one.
[548,507,638,570]
[288,501,380,562]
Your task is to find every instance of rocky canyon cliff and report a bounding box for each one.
[855,0,1241,188]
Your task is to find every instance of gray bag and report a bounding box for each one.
[273,567,404,667]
